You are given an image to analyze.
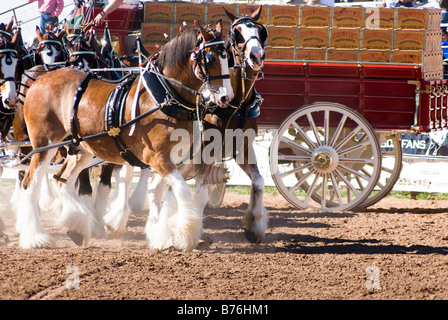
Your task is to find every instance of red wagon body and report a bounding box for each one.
[256,61,448,133]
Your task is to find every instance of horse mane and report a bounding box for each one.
[156,28,200,69]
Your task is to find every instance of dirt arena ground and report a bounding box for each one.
[1,182,448,302]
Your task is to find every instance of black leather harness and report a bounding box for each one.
[103,74,150,168]
[143,66,202,121]
[69,64,204,168]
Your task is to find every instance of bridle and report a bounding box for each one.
[190,29,230,91]
[36,32,67,65]
[0,48,18,86]
[66,31,100,68]
[0,35,19,115]
[226,16,267,107]
[228,16,268,60]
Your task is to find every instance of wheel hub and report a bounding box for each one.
[312,147,338,173]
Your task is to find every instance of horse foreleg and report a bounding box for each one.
[16,149,57,248]
[237,161,269,243]
[145,173,166,238]
[129,168,151,213]
[93,163,115,224]
[103,164,133,239]
[55,152,97,246]
[147,168,202,252]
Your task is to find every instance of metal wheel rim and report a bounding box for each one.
[356,134,403,209]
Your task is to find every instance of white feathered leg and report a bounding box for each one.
[16,150,57,249]
[147,170,202,252]
[129,168,151,213]
[145,173,165,237]
[103,164,133,238]
[55,152,95,246]
[238,161,269,243]
[39,173,60,213]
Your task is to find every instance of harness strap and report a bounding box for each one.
[71,72,95,146]
[104,74,150,168]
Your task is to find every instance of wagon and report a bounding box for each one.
[254,60,443,212]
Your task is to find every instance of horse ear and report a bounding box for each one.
[11,32,20,50]
[57,28,66,41]
[223,7,236,23]
[195,20,212,42]
[215,20,223,35]
[250,6,263,21]
[6,16,14,33]
[64,20,70,34]
[36,25,43,42]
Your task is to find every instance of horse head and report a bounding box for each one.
[35,26,66,65]
[64,21,106,69]
[189,21,234,108]
[0,17,14,40]
[0,30,20,110]
[224,6,267,71]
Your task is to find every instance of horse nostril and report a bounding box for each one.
[250,52,259,65]
[220,96,229,104]
[4,99,9,106]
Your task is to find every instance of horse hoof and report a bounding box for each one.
[67,231,84,246]
[244,228,261,244]
[197,234,213,250]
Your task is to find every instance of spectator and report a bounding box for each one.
[28,0,64,33]
[305,0,335,6]
[394,0,417,6]
[440,0,448,23]
[442,28,448,59]
[94,0,124,26]
[381,0,398,7]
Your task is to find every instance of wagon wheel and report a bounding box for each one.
[356,133,403,209]
[207,182,226,209]
[206,163,227,209]
[270,102,382,212]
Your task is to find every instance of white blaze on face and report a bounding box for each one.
[41,44,60,65]
[1,54,18,107]
[196,49,234,108]
[209,52,233,108]
[238,24,265,71]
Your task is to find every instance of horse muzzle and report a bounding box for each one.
[0,79,18,109]
[247,47,265,71]
[211,86,234,108]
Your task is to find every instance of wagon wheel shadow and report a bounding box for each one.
[203,204,448,255]
[360,207,448,215]
[276,235,448,255]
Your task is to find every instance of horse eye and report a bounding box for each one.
[234,29,245,44]
[205,52,215,66]
[220,50,227,59]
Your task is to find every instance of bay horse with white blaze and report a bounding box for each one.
[16,21,233,250]
[146,6,269,245]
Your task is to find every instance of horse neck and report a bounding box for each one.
[161,61,202,105]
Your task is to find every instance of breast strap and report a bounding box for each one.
[104,74,150,169]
